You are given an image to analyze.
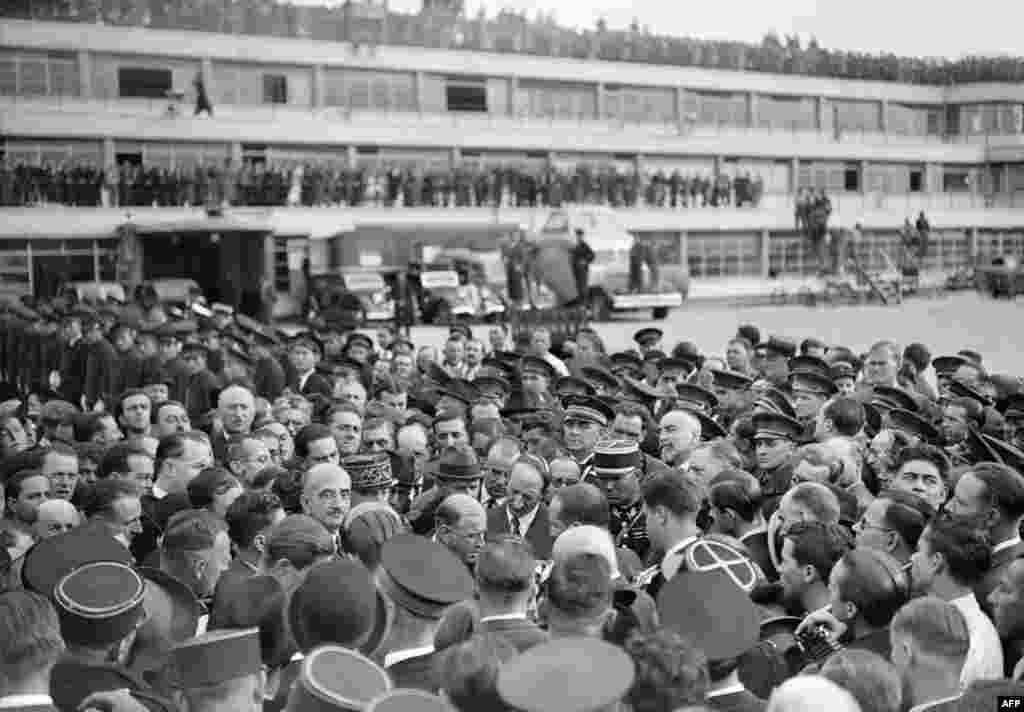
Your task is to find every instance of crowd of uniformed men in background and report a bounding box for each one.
[2,291,1024,712]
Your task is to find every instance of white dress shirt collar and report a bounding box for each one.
[384,645,436,668]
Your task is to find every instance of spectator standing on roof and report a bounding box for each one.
[571,228,595,303]
[193,72,213,117]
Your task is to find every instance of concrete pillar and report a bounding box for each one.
[102,138,116,171]
[791,158,800,193]
[77,50,92,99]
[714,156,724,178]
[879,99,888,133]
[346,145,358,170]
[414,71,424,114]
[508,76,518,118]
[760,230,771,278]
[200,58,214,97]
[816,97,827,132]
[450,147,462,168]
[860,161,868,195]
[596,82,606,119]
[230,142,243,167]
[675,86,686,131]
[969,227,979,260]
[312,65,325,109]
[747,92,758,129]
[679,231,689,269]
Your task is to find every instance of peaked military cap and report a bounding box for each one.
[519,355,556,381]
[788,355,831,380]
[932,354,969,376]
[346,333,374,352]
[633,327,663,347]
[439,379,480,406]
[658,357,697,376]
[642,349,666,364]
[947,378,993,407]
[378,534,474,619]
[22,521,133,597]
[751,411,804,441]
[344,453,395,491]
[656,545,760,661]
[366,690,452,712]
[675,383,719,412]
[472,375,511,399]
[592,440,642,477]
[609,351,644,377]
[871,385,918,413]
[755,336,797,359]
[709,369,754,392]
[671,341,704,367]
[830,361,858,382]
[54,561,146,647]
[886,408,940,445]
[497,638,635,712]
[789,370,837,397]
[172,628,261,689]
[982,435,1024,473]
[689,410,728,441]
[555,376,595,398]
[288,645,392,712]
[957,349,983,366]
[752,387,797,419]
[581,365,620,392]
[437,445,482,481]
[562,395,614,427]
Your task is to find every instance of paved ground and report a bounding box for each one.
[402,292,1024,374]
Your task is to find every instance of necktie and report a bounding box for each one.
[511,516,521,537]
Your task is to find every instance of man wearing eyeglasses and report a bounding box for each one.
[300,463,351,553]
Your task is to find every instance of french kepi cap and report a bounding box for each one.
[54,561,146,647]
[497,638,635,712]
[22,521,133,597]
[562,395,614,427]
[287,645,392,712]
[377,534,474,619]
[343,453,395,492]
[592,440,642,478]
[171,628,262,689]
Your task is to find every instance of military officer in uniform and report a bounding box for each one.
[591,439,650,562]
[518,355,557,409]
[170,628,268,712]
[286,645,392,712]
[633,328,664,356]
[562,395,614,481]
[751,411,805,516]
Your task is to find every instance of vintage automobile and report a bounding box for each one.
[60,281,128,305]
[418,268,504,323]
[426,251,507,322]
[338,270,396,322]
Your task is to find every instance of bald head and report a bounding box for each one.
[301,463,352,533]
[218,384,255,435]
[659,410,701,466]
[767,676,861,712]
[552,525,619,579]
[438,493,486,523]
[33,498,80,539]
[436,493,487,569]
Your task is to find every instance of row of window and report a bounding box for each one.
[4,48,1024,135]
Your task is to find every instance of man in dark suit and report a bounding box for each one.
[707,470,777,580]
[81,312,120,412]
[476,538,549,653]
[286,333,332,398]
[486,455,554,560]
[0,590,64,712]
[56,309,89,408]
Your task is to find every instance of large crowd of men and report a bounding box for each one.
[3,295,1024,712]
[0,159,763,211]
[10,0,1024,86]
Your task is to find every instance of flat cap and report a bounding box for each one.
[789,371,837,397]
[755,336,797,359]
[497,638,635,712]
[343,453,395,491]
[366,690,452,712]
[378,534,474,619]
[633,327,663,346]
[675,383,719,413]
[555,376,596,398]
[289,559,381,654]
[437,445,482,481]
[886,408,940,445]
[752,387,797,419]
[172,628,261,689]
[932,355,969,376]
[580,366,619,392]
[751,411,804,441]
[708,369,754,392]
[22,521,133,597]
[657,545,760,661]
[788,355,832,380]
[871,385,918,413]
[519,355,556,382]
[54,561,146,647]
[562,395,614,427]
[288,645,392,712]
[592,440,642,477]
